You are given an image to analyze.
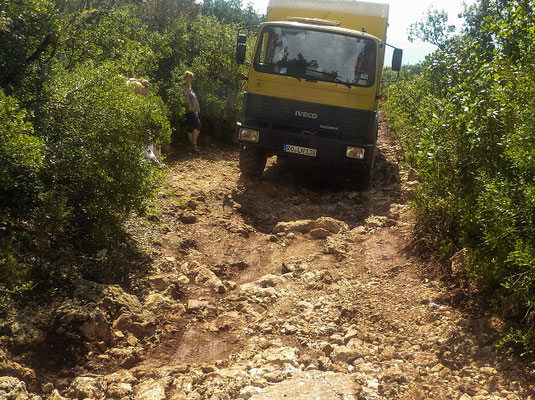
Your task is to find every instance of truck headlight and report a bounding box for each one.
[346,146,365,159]
[239,128,260,143]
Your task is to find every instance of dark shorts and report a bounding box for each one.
[185,112,201,132]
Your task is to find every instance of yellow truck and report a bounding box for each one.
[235,0,402,189]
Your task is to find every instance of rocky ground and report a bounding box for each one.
[1,120,535,399]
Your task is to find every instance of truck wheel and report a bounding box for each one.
[276,155,291,170]
[239,146,267,177]
[350,164,372,191]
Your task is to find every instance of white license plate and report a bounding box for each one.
[283,144,317,157]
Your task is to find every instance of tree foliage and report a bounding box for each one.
[202,0,263,26]
[0,0,263,299]
[384,0,535,352]
[408,8,456,50]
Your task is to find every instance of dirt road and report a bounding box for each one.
[120,119,532,399]
[3,120,534,399]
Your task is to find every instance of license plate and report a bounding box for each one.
[283,144,317,157]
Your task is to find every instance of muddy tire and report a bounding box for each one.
[350,164,372,191]
[239,145,267,178]
[276,155,292,170]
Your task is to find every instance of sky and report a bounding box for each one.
[246,0,477,65]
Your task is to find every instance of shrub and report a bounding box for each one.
[37,63,171,243]
[384,0,535,352]
[0,90,43,213]
[0,89,43,291]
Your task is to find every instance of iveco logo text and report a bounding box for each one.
[295,111,317,119]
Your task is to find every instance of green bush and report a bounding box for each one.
[0,89,43,291]
[0,0,263,305]
[37,63,171,242]
[384,0,535,352]
[0,90,43,213]
[0,0,59,90]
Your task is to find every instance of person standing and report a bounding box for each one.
[182,71,201,153]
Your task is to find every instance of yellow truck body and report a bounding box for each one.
[235,0,401,189]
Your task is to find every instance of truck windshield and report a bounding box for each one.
[254,25,376,87]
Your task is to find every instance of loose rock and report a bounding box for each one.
[249,371,357,400]
[0,377,41,400]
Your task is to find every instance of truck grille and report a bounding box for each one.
[243,93,374,139]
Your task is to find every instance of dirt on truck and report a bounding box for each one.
[235,0,402,190]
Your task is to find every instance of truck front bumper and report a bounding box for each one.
[235,122,376,166]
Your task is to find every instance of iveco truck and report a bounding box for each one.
[235,0,402,189]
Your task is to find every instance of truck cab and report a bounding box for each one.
[235,0,402,189]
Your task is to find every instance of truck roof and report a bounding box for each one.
[266,0,389,42]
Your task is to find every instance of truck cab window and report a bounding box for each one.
[254,25,376,87]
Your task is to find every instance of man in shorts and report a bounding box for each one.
[182,71,201,152]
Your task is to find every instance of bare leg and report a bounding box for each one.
[192,129,200,147]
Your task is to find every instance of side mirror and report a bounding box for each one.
[236,34,247,65]
[392,48,403,72]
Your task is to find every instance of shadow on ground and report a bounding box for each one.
[231,150,401,234]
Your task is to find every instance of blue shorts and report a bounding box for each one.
[185,112,201,132]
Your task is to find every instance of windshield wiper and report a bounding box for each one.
[332,78,352,89]
[257,63,353,87]
[304,68,352,89]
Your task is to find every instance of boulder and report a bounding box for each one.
[309,228,331,239]
[148,274,181,292]
[259,347,298,368]
[0,377,41,400]
[256,274,286,288]
[194,267,225,294]
[2,316,46,348]
[0,349,36,381]
[312,217,349,234]
[330,339,373,364]
[343,325,360,344]
[318,356,333,371]
[54,303,112,345]
[79,308,113,344]
[272,220,316,234]
[98,285,144,319]
[135,378,168,400]
[106,381,133,399]
[363,215,388,228]
[323,236,348,258]
[272,217,347,235]
[46,389,68,400]
[72,283,157,340]
[107,346,142,368]
[67,376,107,400]
[186,299,209,313]
[249,371,357,400]
[330,345,360,364]
[239,283,279,302]
[144,293,182,314]
[58,280,158,343]
[115,312,156,339]
[207,311,247,332]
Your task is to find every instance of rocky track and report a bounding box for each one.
[1,120,534,399]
